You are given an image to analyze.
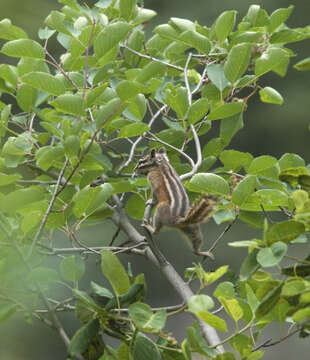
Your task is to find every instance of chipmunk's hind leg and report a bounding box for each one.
[181,224,214,260]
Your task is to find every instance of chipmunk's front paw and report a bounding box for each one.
[146,198,156,207]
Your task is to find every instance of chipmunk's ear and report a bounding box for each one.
[150,149,156,158]
[158,147,166,155]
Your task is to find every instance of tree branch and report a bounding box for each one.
[111,206,225,352]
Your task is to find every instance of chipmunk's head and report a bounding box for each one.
[134,147,168,175]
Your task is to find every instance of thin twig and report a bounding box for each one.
[27,158,69,259]
[44,50,79,90]
[180,52,203,180]
[28,112,36,133]
[144,131,194,167]
[117,104,167,174]
[120,43,184,72]
[82,18,96,100]
[206,214,239,255]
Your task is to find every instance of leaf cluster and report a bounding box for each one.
[0,1,310,359]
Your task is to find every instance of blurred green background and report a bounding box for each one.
[1,0,310,359]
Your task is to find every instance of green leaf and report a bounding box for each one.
[270,29,310,45]
[136,62,166,83]
[228,240,259,248]
[195,310,227,332]
[282,279,305,297]
[257,242,287,267]
[230,334,252,357]
[132,333,161,360]
[208,102,244,121]
[0,64,18,87]
[220,150,253,171]
[189,173,230,195]
[265,220,306,245]
[69,319,100,356]
[35,145,64,171]
[292,307,310,322]
[18,57,49,76]
[215,10,237,44]
[232,31,262,45]
[0,187,45,214]
[101,249,130,296]
[1,39,45,58]
[51,94,85,116]
[240,249,260,281]
[118,122,149,138]
[116,80,143,101]
[60,255,85,282]
[231,175,257,206]
[22,72,66,96]
[91,281,113,300]
[179,30,211,54]
[245,5,269,27]
[259,86,283,105]
[224,43,252,83]
[256,189,288,207]
[214,281,235,300]
[245,284,259,312]
[64,135,80,159]
[220,297,243,322]
[165,86,189,118]
[119,0,137,21]
[188,295,214,313]
[188,98,209,124]
[204,265,229,285]
[248,351,264,360]
[72,184,113,218]
[0,304,18,323]
[206,64,229,92]
[38,27,56,40]
[128,302,166,331]
[187,325,216,357]
[0,172,21,186]
[45,10,71,35]
[255,47,289,77]
[213,209,235,224]
[247,155,278,175]
[0,18,28,40]
[255,283,283,318]
[294,57,310,71]
[220,113,244,144]
[28,267,60,285]
[153,24,180,41]
[85,83,109,107]
[73,289,98,309]
[96,99,125,129]
[127,94,147,120]
[16,84,38,112]
[134,8,157,25]
[268,6,294,33]
[94,22,130,59]
[279,153,305,171]
[125,194,145,220]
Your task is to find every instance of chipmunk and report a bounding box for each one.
[134,147,217,258]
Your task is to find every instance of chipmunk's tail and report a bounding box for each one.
[183,194,218,224]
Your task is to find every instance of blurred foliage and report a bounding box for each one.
[1,1,310,360]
